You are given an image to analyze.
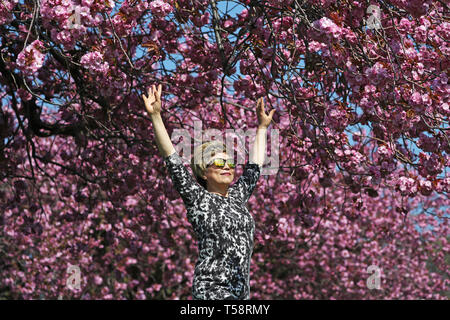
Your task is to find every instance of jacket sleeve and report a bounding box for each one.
[163,150,205,208]
[233,162,261,203]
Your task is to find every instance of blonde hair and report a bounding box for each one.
[190,140,230,189]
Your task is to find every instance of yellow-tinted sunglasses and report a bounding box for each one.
[207,158,235,169]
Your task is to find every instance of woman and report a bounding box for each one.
[142,84,275,300]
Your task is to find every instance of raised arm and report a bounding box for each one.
[233,97,275,202]
[142,84,204,208]
[142,84,176,158]
[249,97,276,166]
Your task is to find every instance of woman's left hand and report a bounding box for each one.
[256,97,276,129]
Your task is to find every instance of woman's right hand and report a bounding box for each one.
[142,84,162,115]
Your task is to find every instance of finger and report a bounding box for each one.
[257,97,262,109]
[156,84,162,101]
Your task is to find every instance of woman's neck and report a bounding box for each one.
[207,185,229,197]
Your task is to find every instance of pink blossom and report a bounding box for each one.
[410,92,423,105]
[0,0,18,25]
[398,18,413,33]
[396,176,417,196]
[136,290,146,299]
[125,196,139,206]
[17,88,32,101]
[16,216,24,226]
[419,153,443,177]
[114,282,127,291]
[237,9,249,22]
[312,17,343,40]
[16,40,46,75]
[149,0,173,17]
[308,41,326,52]
[341,250,350,258]
[377,145,393,159]
[418,179,433,196]
[439,103,449,115]
[94,275,103,285]
[224,19,234,28]
[364,62,389,84]
[80,51,109,75]
[125,257,137,265]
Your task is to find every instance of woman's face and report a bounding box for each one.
[201,152,235,187]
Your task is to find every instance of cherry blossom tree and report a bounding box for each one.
[0,0,448,299]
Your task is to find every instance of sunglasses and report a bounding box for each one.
[207,158,236,169]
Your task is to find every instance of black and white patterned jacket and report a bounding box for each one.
[164,150,261,300]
